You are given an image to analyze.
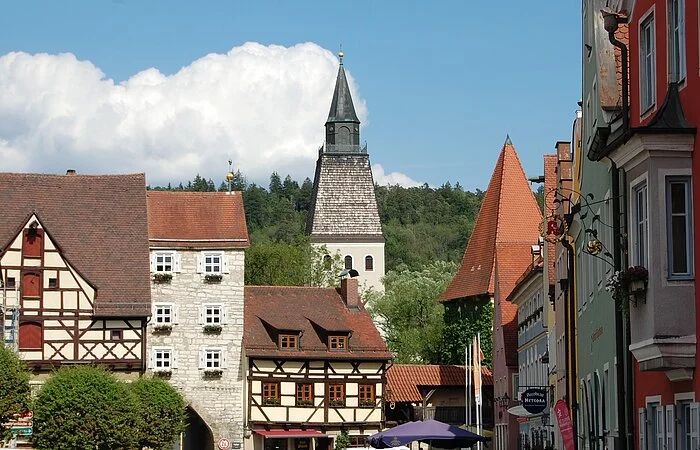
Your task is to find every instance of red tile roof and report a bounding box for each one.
[440,140,542,302]
[244,285,392,360]
[386,364,494,402]
[146,191,249,248]
[0,173,150,316]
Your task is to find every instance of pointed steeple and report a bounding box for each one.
[504,134,513,146]
[325,52,360,148]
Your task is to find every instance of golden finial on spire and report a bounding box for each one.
[338,45,344,65]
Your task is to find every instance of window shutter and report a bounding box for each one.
[198,349,205,369]
[149,253,155,273]
[222,306,228,325]
[174,253,182,273]
[173,304,179,324]
[149,349,154,369]
[666,405,675,450]
[639,408,647,450]
[221,349,228,369]
[656,405,665,450]
[172,350,179,369]
[196,253,203,273]
[198,306,204,325]
[690,403,700,450]
[222,254,230,274]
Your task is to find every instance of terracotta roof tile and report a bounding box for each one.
[386,364,493,402]
[147,191,249,248]
[0,172,150,316]
[244,285,392,360]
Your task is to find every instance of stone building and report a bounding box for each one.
[146,191,249,450]
[306,53,385,293]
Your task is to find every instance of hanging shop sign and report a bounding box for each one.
[520,388,547,414]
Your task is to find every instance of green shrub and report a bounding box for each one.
[0,344,31,443]
[129,377,186,450]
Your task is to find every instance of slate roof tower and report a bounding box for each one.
[306,52,385,292]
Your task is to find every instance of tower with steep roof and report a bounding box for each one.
[306,53,385,293]
[439,137,542,450]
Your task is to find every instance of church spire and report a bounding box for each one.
[327,51,359,124]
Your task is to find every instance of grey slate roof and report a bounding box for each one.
[306,153,384,241]
[326,64,359,124]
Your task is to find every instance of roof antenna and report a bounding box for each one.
[226,159,234,195]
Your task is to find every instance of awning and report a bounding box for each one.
[507,405,545,419]
[254,429,326,438]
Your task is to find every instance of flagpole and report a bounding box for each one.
[476,333,483,450]
[466,342,471,431]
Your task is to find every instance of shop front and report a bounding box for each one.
[254,429,329,450]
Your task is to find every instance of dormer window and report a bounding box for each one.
[279,334,299,350]
[329,335,347,351]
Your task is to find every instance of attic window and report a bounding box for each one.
[279,334,298,350]
[329,336,347,351]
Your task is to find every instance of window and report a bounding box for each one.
[5,277,15,289]
[204,305,222,324]
[678,401,700,450]
[204,253,222,273]
[640,13,656,112]
[22,272,40,298]
[329,335,347,351]
[110,330,122,341]
[349,436,368,447]
[263,382,280,405]
[365,255,374,271]
[18,322,42,350]
[296,383,313,406]
[154,303,176,324]
[153,348,174,371]
[154,252,174,272]
[634,183,649,267]
[344,255,353,270]
[280,334,298,350]
[48,277,58,289]
[329,383,345,406]
[323,255,332,269]
[22,228,43,257]
[359,384,376,407]
[668,0,686,82]
[667,177,693,278]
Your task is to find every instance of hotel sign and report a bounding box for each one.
[521,388,547,414]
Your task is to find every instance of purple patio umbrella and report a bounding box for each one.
[367,419,486,449]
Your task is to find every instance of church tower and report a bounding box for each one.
[307,52,385,293]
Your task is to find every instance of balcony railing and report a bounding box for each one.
[320,143,368,154]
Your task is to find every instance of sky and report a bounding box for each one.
[0,1,582,192]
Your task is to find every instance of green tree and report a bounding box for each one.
[334,430,351,450]
[129,377,186,450]
[440,299,494,366]
[0,344,31,443]
[32,366,139,450]
[366,261,457,363]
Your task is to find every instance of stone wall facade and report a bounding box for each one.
[148,247,245,446]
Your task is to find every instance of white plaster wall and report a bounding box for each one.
[148,247,245,445]
[317,242,385,293]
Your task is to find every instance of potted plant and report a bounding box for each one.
[297,399,314,407]
[203,324,222,334]
[329,399,345,407]
[153,369,172,378]
[153,324,173,333]
[263,397,280,406]
[152,273,173,284]
[606,265,649,311]
[204,274,223,283]
[203,369,223,378]
[359,399,376,408]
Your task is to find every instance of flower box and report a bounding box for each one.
[329,399,346,407]
[204,274,223,283]
[606,265,648,312]
[203,369,223,378]
[203,324,222,334]
[297,399,314,407]
[359,400,376,408]
[152,273,172,284]
[153,324,172,333]
[153,369,172,378]
[263,398,281,406]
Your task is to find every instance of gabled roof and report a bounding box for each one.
[146,191,249,248]
[386,364,494,403]
[0,172,150,316]
[244,286,392,360]
[326,63,359,124]
[440,139,542,302]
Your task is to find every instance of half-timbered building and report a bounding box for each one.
[146,190,249,450]
[0,172,150,374]
[244,278,392,450]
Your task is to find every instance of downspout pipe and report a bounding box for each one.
[604,12,629,133]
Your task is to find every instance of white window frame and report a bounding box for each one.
[633,181,649,267]
[197,251,229,274]
[666,176,694,279]
[151,347,177,371]
[364,254,374,272]
[640,10,657,113]
[153,302,177,324]
[668,0,686,83]
[203,304,224,325]
[344,255,353,270]
[199,348,227,370]
[150,251,181,273]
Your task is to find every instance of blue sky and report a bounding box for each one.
[0,1,581,192]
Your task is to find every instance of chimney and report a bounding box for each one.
[340,278,361,308]
[66,169,77,176]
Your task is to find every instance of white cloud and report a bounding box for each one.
[372,163,422,187]
[0,42,373,187]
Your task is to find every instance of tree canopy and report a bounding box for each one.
[0,344,31,443]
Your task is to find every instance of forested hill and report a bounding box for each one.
[150,172,485,271]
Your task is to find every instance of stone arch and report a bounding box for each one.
[182,403,214,450]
